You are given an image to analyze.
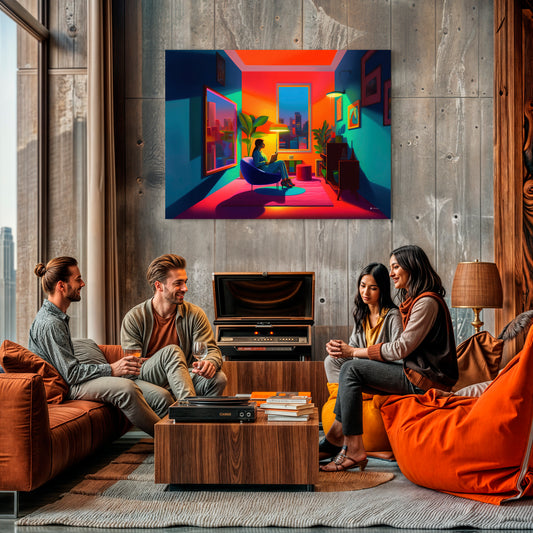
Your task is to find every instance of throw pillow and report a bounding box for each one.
[378,324,533,505]
[72,338,108,365]
[0,340,68,403]
[452,330,503,392]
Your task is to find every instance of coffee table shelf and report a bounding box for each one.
[155,408,318,487]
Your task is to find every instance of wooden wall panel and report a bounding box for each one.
[108,0,496,359]
[214,0,300,49]
[392,0,435,97]
[435,0,479,97]
[494,0,524,345]
[48,0,87,69]
[47,73,87,336]
[16,69,39,343]
[390,97,436,255]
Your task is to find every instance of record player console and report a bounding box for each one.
[213,272,314,361]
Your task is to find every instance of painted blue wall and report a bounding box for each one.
[165,51,242,218]
[335,50,391,218]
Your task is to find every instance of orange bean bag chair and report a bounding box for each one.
[378,324,533,505]
[321,382,392,454]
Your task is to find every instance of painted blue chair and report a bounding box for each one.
[240,157,281,191]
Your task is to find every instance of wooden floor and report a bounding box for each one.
[0,429,487,533]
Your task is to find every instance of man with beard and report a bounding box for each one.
[120,253,226,401]
[29,256,161,436]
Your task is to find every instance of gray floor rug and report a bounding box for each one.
[16,452,533,529]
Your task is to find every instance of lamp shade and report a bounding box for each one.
[269,124,289,133]
[326,90,344,98]
[451,261,503,309]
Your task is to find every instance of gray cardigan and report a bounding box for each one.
[348,307,403,350]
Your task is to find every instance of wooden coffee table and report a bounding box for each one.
[154,407,318,488]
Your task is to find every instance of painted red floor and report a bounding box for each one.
[174,175,387,219]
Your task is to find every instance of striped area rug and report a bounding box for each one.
[16,440,533,529]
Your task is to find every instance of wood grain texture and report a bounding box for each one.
[390,97,436,255]
[48,0,87,69]
[155,409,318,485]
[435,0,479,97]
[436,97,482,342]
[522,13,533,317]
[391,0,435,97]
[222,360,329,412]
[493,0,525,349]
[47,73,88,337]
[108,0,496,357]
[214,0,301,49]
[16,68,39,343]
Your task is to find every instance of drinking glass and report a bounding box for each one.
[124,348,142,358]
[192,341,208,361]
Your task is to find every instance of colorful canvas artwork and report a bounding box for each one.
[165,50,391,219]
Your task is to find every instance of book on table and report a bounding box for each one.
[260,402,315,411]
[250,391,312,402]
[263,407,314,417]
[267,414,310,422]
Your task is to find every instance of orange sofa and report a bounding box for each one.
[0,342,130,514]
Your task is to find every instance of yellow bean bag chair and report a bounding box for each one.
[321,382,392,454]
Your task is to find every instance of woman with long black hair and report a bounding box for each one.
[320,245,458,472]
[324,262,402,383]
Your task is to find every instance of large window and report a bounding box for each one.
[277,85,310,151]
[0,2,47,343]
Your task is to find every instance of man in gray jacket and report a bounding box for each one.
[29,256,161,436]
[120,253,226,404]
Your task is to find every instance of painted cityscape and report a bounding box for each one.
[165,50,391,219]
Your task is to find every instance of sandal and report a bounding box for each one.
[319,446,368,472]
[319,437,343,461]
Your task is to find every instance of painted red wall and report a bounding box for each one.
[242,70,335,169]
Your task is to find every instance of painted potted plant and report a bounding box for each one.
[238,112,269,156]
[312,120,333,154]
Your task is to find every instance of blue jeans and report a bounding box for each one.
[263,160,289,180]
[334,358,425,435]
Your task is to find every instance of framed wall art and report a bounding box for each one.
[347,99,360,129]
[165,49,392,220]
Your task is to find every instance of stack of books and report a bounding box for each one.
[260,394,314,422]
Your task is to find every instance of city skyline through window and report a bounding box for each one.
[0,11,17,343]
[277,85,310,151]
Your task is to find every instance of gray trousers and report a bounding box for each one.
[137,344,227,407]
[334,358,425,435]
[69,377,160,436]
[68,345,227,436]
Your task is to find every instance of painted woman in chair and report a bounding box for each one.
[252,138,294,188]
[324,262,402,384]
[319,244,458,472]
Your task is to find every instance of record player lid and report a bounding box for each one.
[212,272,314,323]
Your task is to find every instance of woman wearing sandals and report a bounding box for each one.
[324,262,402,384]
[252,139,295,189]
[320,245,458,472]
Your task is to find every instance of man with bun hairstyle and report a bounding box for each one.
[29,256,161,436]
[120,253,226,399]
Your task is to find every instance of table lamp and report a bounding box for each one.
[451,260,503,333]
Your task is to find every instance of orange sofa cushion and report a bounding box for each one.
[453,330,503,392]
[0,340,69,404]
[379,324,533,505]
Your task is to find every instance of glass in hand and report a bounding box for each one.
[192,341,208,361]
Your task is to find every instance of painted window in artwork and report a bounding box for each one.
[277,85,310,151]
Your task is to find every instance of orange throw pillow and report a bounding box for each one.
[379,324,533,505]
[453,330,503,392]
[0,340,69,404]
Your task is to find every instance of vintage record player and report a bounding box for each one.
[212,272,315,361]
